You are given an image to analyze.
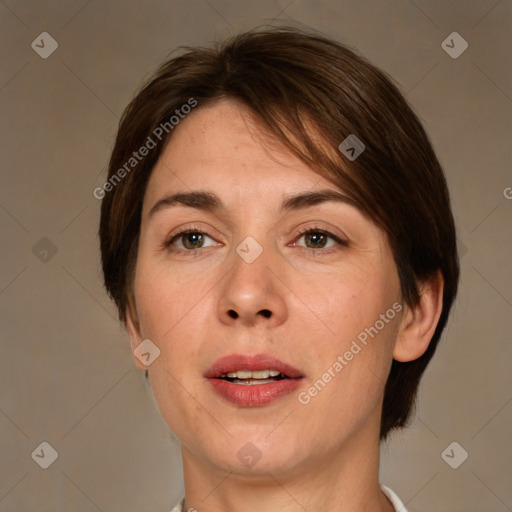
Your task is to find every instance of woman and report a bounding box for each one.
[99,27,459,511]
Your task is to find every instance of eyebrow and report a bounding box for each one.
[148,189,360,218]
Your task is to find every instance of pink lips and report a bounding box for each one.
[205,353,304,407]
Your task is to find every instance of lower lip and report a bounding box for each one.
[208,378,302,406]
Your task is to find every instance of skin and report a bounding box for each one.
[126,99,444,512]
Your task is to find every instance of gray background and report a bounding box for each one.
[0,1,511,511]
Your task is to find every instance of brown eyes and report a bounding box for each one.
[178,231,208,250]
[165,229,218,251]
[165,228,348,254]
[293,227,349,250]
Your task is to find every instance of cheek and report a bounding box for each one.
[292,264,399,405]
[291,262,394,344]
[133,269,213,438]
[133,260,220,402]
[134,259,211,340]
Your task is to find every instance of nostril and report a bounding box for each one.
[259,309,271,318]
[228,310,238,319]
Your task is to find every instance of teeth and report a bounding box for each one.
[234,378,277,385]
[221,369,284,379]
[252,370,270,379]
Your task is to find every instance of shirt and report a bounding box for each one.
[170,485,407,511]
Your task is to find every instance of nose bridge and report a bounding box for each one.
[235,234,266,266]
[216,231,287,326]
[230,233,273,298]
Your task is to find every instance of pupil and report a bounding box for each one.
[306,232,326,248]
[183,233,203,249]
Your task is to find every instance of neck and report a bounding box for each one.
[179,418,395,512]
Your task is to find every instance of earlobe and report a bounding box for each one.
[393,270,444,362]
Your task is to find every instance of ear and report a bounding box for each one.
[394,270,444,362]
[125,295,147,371]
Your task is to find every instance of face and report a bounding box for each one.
[129,99,403,478]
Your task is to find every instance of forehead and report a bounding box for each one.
[142,99,338,208]
[162,99,295,163]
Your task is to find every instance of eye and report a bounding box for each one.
[299,231,334,249]
[294,227,348,251]
[166,229,219,251]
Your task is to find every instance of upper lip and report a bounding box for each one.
[204,353,304,379]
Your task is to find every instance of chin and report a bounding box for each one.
[218,445,303,478]
[186,428,305,478]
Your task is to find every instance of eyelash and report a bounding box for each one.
[162,226,210,256]
[163,225,349,256]
[294,225,349,253]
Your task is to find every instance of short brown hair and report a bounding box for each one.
[99,26,459,439]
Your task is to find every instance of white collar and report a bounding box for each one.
[381,484,408,511]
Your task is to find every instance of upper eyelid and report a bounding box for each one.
[166,226,216,245]
[166,225,347,249]
[294,224,349,243]
[168,225,341,239]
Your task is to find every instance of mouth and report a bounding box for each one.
[205,353,304,407]
[217,369,291,385]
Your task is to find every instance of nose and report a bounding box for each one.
[216,242,288,328]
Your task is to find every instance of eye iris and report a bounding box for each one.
[182,232,204,249]
[305,232,326,248]
[178,232,330,250]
